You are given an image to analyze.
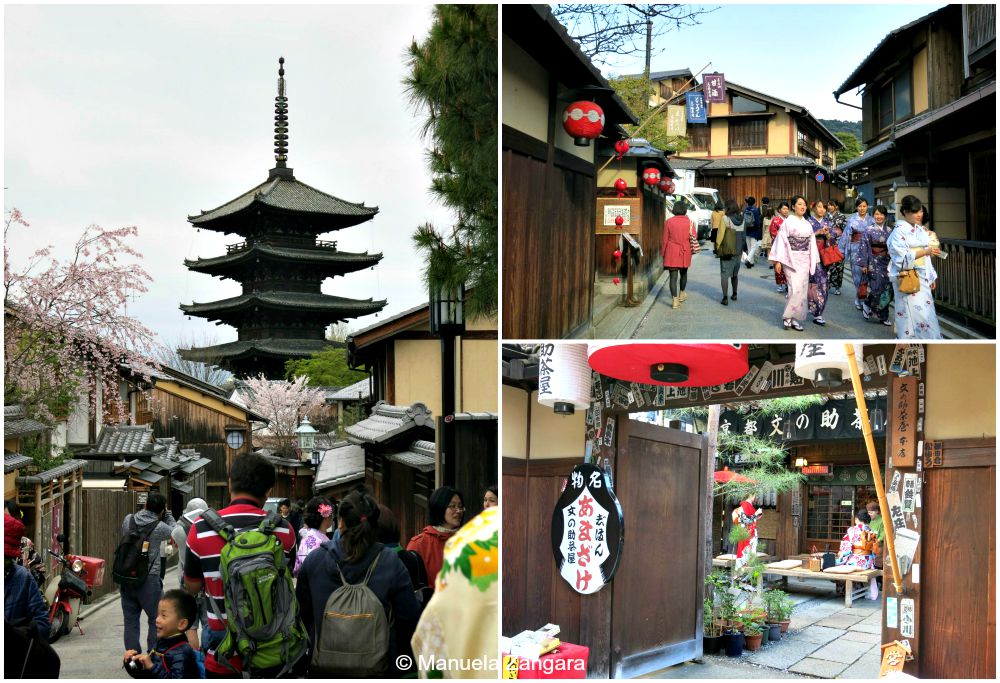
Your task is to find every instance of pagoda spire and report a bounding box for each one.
[272,57,292,177]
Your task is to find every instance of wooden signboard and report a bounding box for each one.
[596,196,642,235]
[889,375,917,467]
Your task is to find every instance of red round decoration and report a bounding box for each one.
[614,178,627,197]
[659,177,675,194]
[614,139,630,158]
[642,167,661,186]
[613,249,622,259]
[587,343,749,387]
[614,215,624,227]
[562,101,605,143]
[612,277,620,285]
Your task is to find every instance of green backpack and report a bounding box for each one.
[201,509,307,676]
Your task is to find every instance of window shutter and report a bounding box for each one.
[862,90,875,143]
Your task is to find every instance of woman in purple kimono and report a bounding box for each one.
[826,199,848,294]
[859,205,893,326]
[839,197,875,311]
[806,200,833,326]
[888,195,942,339]
[769,195,819,331]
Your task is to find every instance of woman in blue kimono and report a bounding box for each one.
[826,199,848,294]
[888,195,943,339]
[859,205,893,326]
[807,200,833,326]
[839,197,875,311]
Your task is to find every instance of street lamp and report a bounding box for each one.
[296,415,317,455]
[430,283,465,486]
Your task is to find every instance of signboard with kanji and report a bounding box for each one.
[596,196,642,235]
[702,73,727,103]
[666,105,687,137]
[890,376,917,467]
[686,91,707,123]
[551,463,624,595]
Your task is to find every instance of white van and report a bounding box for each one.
[665,187,720,241]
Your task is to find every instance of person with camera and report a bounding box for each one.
[123,589,201,678]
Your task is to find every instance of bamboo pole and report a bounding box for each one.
[844,344,904,594]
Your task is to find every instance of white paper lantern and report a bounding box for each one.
[537,344,592,415]
[794,343,864,388]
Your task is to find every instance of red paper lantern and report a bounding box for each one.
[562,101,605,146]
[612,277,620,285]
[587,343,749,387]
[614,139,630,158]
[614,215,624,227]
[659,177,675,194]
[614,178,627,197]
[642,167,661,186]
[613,249,622,259]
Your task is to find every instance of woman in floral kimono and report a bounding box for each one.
[839,197,875,311]
[806,200,833,326]
[859,205,893,326]
[769,201,791,293]
[293,496,334,576]
[769,196,819,331]
[888,194,943,339]
[826,199,848,294]
[837,509,880,600]
[732,494,763,570]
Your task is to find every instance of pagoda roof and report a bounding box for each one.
[180,291,386,321]
[178,338,340,364]
[189,175,378,229]
[185,242,382,276]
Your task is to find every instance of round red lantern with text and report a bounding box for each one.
[587,343,749,387]
[642,167,661,186]
[614,139,630,158]
[659,177,675,194]
[614,178,627,197]
[562,101,605,146]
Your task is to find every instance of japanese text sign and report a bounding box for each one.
[702,73,727,103]
[890,376,917,467]
[667,105,687,137]
[686,91,707,123]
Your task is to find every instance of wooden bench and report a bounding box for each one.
[761,566,882,608]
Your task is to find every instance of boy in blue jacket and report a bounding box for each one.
[123,589,201,679]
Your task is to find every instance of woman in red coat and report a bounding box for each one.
[406,486,465,589]
[662,200,697,309]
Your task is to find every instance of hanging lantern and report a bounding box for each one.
[614,178,627,197]
[614,139,630,159]
[614,215,624,228]
[537,344,592,415]
[587,343,749,387]
[794,343,864,388]
[613,249,622,259]
[659,177,675,194]
[612,277,620,285]
[793,457,809,468]
[562,101,605,146]
[642,167,661,187]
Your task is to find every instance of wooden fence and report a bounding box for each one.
[935,239,995,327]
[81,488,144,601]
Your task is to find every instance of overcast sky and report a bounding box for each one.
[594,1,948,120]
[5,4,453,348]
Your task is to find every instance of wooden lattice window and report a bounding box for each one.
[688,123,710,150]
[806,484,876,541]
[729,118,766,150]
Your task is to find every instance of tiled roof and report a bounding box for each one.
[180,338,340,363]
[189,175,378,226]
[327,377,371,402]
[4,415,50,439]
[181,291,387,318]
[345,401,434,445]
[87,425,154,456]
[835,139,896,174]
[4,451,34,473]
[16,459,86,484]
[673,155,826,172]
[172,481,193,494]
[387,440,437,472]
[314,441,366,490]
[185,243,382,274]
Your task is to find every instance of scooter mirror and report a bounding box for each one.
[56,533,67,544]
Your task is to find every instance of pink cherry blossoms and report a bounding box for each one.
[240,373,326,455]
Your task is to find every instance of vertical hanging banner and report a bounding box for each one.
[702,73,727,103]
[685,91,707,123]
[551,463,625,595]
[890,376,917,467]
[666,105,687,137]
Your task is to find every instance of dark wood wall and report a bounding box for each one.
[502,133,596,339]
[454,418,498,520]
[595,188,665,288]
[366,453,433,546]
[81,488,145,601]
[704,174,845,207]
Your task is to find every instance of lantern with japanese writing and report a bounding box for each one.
[536,343,592,416]
[642,167,661,187]
[794,343,863,388]
[659,177,675,194]
[551,463,624,595]
[587,343,749,387]
[562,101,605,146]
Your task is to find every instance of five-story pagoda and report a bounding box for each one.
[180,58,386,378]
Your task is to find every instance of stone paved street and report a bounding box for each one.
[646,580,883,679]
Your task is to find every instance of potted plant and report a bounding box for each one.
[722,626,745,657]
[703,571,728,654]
[763,588,785,642]
[778,593,795,633]
[703,599,724,654]
[742,616,764,652]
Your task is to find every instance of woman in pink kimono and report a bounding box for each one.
[768,195,820,331]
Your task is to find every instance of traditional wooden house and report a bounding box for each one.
[502,4,639,339]
[647,70,846,204]
[313,440,366,500]
[4,452,34,501]
[832,3,996,335]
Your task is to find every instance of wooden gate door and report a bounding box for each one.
[610,419,709,678]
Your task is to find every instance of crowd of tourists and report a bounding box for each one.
[662,193,944,338]
[4,453,499,679]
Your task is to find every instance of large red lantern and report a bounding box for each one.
[614,139,630,159]
[642,167,661,187]
[587,343,749,387]
[614,178,627,197]
[562,101,605,146]
[659,177,675,194]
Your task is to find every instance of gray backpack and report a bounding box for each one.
[309,552,390,677]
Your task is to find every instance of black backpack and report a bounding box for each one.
[743,207,757,231]
[403,549,434,606]
[112,515,157,586]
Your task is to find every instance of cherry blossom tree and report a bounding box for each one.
[240,374,326,456]
[4,208,162,424]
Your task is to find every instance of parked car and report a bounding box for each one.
[665,187,720,241]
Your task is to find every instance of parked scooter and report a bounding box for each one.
[43,534,90,643]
